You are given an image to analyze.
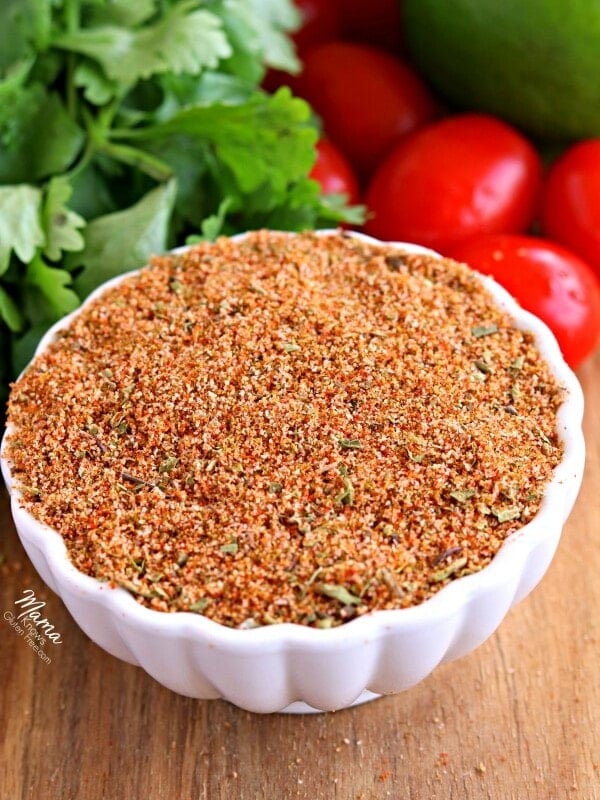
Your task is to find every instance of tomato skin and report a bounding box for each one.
[292,0,341,54]
[452,234,600,369]
[364,114,542,252]
[293,41,437,180]
[540,139,600,281]
[309,139,360,203]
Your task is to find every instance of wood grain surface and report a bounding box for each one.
[1,351,599,800]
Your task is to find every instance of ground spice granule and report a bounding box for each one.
[5,230,565,628]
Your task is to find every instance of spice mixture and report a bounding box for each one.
[5,231,565,628]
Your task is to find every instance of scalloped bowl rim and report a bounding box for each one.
[0,231,586,676]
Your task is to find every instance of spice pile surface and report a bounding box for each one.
[5,231,565,628]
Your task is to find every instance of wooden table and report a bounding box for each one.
[1,352,599,800]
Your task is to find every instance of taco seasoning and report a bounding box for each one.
[5,230,565,628]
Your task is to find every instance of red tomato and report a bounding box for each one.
[330,0,404,52]
[540,139,600,281]
[364,114,542,252]
[293,41,437,180]
[293,0,341,54]
[309,139,360,203]
[452,234,600,369]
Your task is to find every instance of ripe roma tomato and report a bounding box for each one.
[540,139,600,280]
[309,139,360,203]
[292,0,341,54]
[364,114,542,252]
[452,234,600,369]
[293,41,437,179]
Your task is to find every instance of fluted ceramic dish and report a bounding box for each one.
[0,231,586,713]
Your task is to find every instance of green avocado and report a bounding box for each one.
[402,0,600,141]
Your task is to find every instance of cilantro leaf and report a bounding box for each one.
[0,82,83,183]
[42,177,86,261]
[53,2,232,89]
[217,0,300,83]
[317,193,367,226]
[87,0,157,28]
[73,60,118,105]
[133,88,317,197]
[25,255,80,319]
[0,285,25,333]
[71,180,177,298]
[0,326,11,408]
[68,161,119,221]
[7,252,80,376]
[246,0,301,72]
[0,185,45,274]
[141,135,209,226]
[158,70,256,110]
[316,583,362,606]
[0,57,33,98]
[186,197,233,243]
[11,323,55,377]
[0,0,51,71]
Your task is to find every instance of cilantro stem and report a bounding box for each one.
[64,0,79,31]
[97,99,120,132]
[109,128,155,141]
[84,101,172,180]
[63,0,80,120]
[95,142,174,182]
[62,139,95,181]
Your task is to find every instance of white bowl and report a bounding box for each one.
[0,231,585,713]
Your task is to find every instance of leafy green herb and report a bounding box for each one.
[187,197,233,244]
[0,286,24,333]
[220,538,239,555]
[431,556,468,583]
[474,360,491,374]
[300,566,323,598]
[335,463,355,506]
[537,429,552,445]
[42,177,86,261]
[0,185,45,272]
[338,438,362,450]
[189,597,209,613]
[53,4,232,88]
[316,582,362,606]
[405,448,424,463]
[378,568,404,597]
[26,254,80,318]
[72,180,178,298]
[472,324,499,338]
[158,456,178,474]
[283,341,301,353]
[0,0,363,397]
[492,507,521,523]
[129,557,145,575]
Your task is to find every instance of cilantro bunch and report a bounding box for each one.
[0,0,361,401]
